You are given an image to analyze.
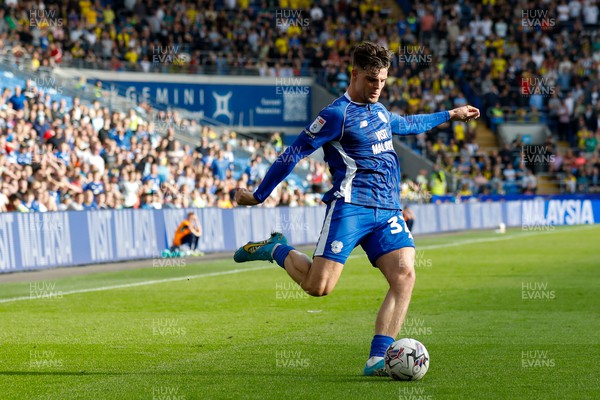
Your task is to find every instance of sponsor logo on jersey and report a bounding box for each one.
[372,140,394,155]
[331,240,343,254]
[303,129,315,139]
[309,116,326,133]
[359,120,368,128]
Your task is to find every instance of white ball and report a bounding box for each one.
[384,338,430,381]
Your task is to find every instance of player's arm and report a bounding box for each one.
[235,136,316,205]
[390,105,480,135]
[236,107,342,206]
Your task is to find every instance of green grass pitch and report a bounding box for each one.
[0,225,599,399]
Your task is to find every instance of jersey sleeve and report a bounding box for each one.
[252,135,317,203]
[299,106,344,149]
[389,110,450,135]
[253,105,343,203]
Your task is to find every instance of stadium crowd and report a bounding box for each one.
[0,80,330,212]
[0,0,599,213]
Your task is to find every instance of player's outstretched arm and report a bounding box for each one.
[235,136,316,206]
[391,105,480,135]
[236,106,342,206]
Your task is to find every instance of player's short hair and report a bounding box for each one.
[351,41,393,74]
[187,211,195,218]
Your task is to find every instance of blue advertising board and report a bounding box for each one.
[0,199,598,273]
[100,80,311,128]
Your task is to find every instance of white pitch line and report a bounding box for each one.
[0,265,272,304]
[418,228,566,250]
[0,225,594,304]
[347,224,595,258]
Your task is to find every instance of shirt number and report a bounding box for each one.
[387,216,413,239]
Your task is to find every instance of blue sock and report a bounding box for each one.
[369,335,395,358]
[272,244,294,269]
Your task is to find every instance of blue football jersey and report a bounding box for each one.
[300,93,449,209]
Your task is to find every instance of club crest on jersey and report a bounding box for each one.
[331,240,343,254]
[377,111,388,123]
[309,116,326,133]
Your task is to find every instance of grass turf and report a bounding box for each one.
[0,225,598,399]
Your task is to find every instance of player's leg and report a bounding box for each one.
[373,247,415,337]
[281,254,343,297]
[234,233,352,297]
[361,209,415,376]
[233,200,365,297]
[235,238,344,296]
[273,200,367,296]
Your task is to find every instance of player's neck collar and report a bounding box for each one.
[344,91,368,106]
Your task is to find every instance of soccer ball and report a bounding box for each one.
[384,338,430,380]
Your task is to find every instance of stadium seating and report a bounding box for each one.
[0,0,598,213]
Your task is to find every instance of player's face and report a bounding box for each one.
[354,67,388,104]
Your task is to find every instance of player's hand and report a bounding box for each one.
[235,188,260,206]
[450,105,480,122]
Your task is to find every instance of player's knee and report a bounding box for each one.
[389,264,415,288]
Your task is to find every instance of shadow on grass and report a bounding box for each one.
[0,370,406,383]
[0,371,127,376]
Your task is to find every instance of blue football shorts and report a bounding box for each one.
[313,200,415,266]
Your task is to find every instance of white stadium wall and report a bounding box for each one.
[0,199,598,273]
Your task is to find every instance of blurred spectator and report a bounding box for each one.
[429,165,447,196]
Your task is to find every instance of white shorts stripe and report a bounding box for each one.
[314,199,337,257]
